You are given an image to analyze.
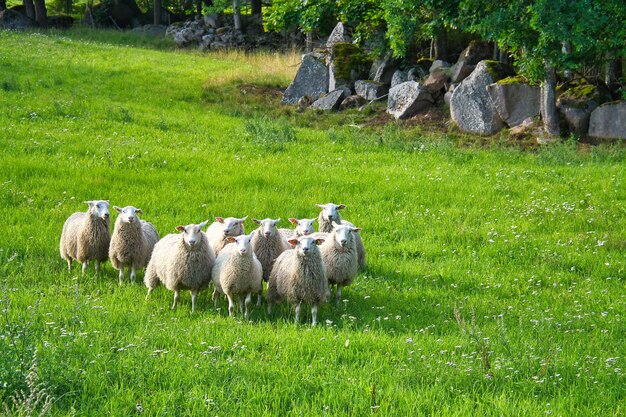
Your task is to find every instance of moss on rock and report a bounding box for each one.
[333,43,371,82]
[482,60,515,82]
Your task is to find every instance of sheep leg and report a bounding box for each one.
[190,290,198,313]
[311,305,318,326]
[118,268,125,286]
[294,303,301,324]
[130,266,136,284]
[145,287,153,301]
[81,261,88,274]
[95,260,100,274]
[227,294,235,317]
[244,293,252,320]
[212,289,218,308]
[172,290,180,310]
[336,284,342,305]
[267,302,273,316]
[238,298,244,316]
[66,259,72,272]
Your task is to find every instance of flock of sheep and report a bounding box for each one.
[59,201,365,325]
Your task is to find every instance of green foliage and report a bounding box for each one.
[264,0,337,34]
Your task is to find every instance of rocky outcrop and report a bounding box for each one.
[557,80,611,135]
[486,78,540,127]
[370,52,398,86]
[0,9,35,30]
[355,80,388,101]
[328,42,369,91]
[588,101,626,139]
[310,89,346,111]
[450,60,514,134]
[282,53,329,105]
[386,81,434,119]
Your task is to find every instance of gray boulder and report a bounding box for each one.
[340,95,366,110]
[310,89,346,111]
[457,42,492,66]
[282,53,329,105]
[449,61,475,84]
[370,52,398,86]
[386,81,434,119]
[355,80,388,101]
[486,80,540,127]
[588,101,626,139]
[326,22,350,51]
[557,81,611,135]
[429,60,451,73]
[0,9,35,30]
[450,60,514,135]
[391,70,408,88]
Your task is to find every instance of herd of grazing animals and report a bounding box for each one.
[59,201,365,325]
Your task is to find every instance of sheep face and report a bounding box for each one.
[86,200,110,221]
[114,205,142,224]
[216,216,247,237]
[176,220,209,249]
[227,231,255,255]
[289,218,316,236]
[316,203,346,223]
[253,218,280,238]
[332,224,361,248]
[288,236,324,256]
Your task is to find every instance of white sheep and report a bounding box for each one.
[251,218,291,281]
[211,232,263,319]
[205,216,247,256]
[144,220,215,312]
[320,223,361,303]
[109,205,160,285]
[317,203,366,269]
[278,217,317,239]
[59,200,111,274]
[267,235,327,326]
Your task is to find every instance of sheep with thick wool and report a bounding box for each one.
[320,223,361,303]
[267,235,327,325]
[109,205,159,285]
[205,216,247,256]
[278,218,317,240]
[317,203,366,269]
[211,232,263,319]
[60,200,111,274]
[251,218,291,282]
[144,220,214,312]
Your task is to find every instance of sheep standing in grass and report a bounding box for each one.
[252,218,291,304]
[278,218,317,239]
[320,224,361,303]
[211,232,263,319]
[60,200,111,274]
[205,216,247,256]
[267,235,327,325]
[317,203,366,269]
[144,221,214,312]
[109,205,159,285]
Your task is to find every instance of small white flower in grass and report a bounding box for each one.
[136,402,144,413]
[325,319,333,326]
[344,339,350,347]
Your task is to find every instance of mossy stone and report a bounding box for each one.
[332,43,371,82]
[482,60,515,82]
[497,75,531,85]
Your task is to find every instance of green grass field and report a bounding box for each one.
[1,29,625,416]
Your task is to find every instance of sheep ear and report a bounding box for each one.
[337,204,346,210]
[216,217,224,223]
[273,218,281,225]
[175,225,185,232]
[331,223,339,229]
[311,218,317,223]
[288,218,298,225]
[252,219,261,225]
[352,227,362,233]
[239,216,248,223]
[315,238,325,245]
[249,231,255,239]
[287,238,298,247]
[199,220,209,229]
[113,206,122,213]
[136,208,143,214]
[316,204,325,209]
[226,236,236,243]
[85,201,94,207]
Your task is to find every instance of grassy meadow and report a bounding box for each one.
[1,29,625,416]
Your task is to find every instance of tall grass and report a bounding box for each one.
[0,29,625,416]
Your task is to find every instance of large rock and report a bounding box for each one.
[450,60,514,135]
[326,22,350,52]
[340,95,366,110]
[386,81,434,119]
[282,53,329,105]
[588,101,626,139]
[310,89,346,111]
[355,80,388,101]
[423,69,450,97]
[0,9,35,30]
[370,52,398,86]
[557,80,611,135]
[457,41,492,66]
[328,42,370,91]
[449,61,475,84]
[486,78,540,127]
[391,70,408,88]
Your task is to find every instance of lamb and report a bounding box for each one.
[316,203,366,269]
[278,217,317,239]
[59,200,111,274]
[251,218,291,282]
[205,216,247,256]
[109,205,160,285]
[211,232,263,320]
[266,235,327,326]
[320,223,361,303]
[144,220,215,312]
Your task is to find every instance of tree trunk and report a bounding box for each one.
[429,38,435,59]
[605,54,621,87]
[33,0,47,26]
[232,0,242,31]
[433,26,447,60]
[305,31,313,52]
[562,41,573,81]
[540,62,560,138]
[65,0,71,14]
[0,0,6,11]
[251,0,261,14]
[493,42,499,61]
[23,0,35,19]
[153,0,161,24]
